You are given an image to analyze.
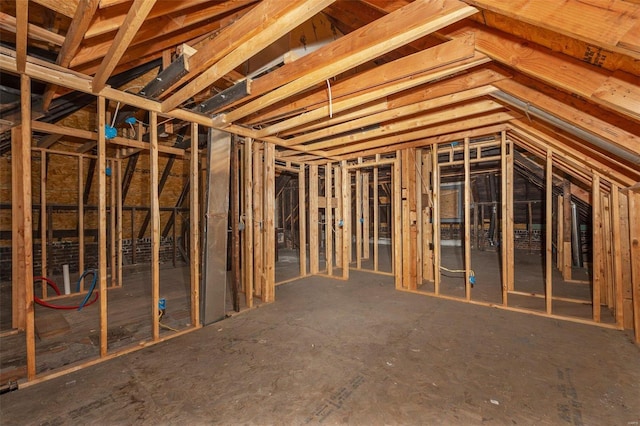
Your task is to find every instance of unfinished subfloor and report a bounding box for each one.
[1,270,638,425]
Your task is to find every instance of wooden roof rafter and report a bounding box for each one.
[0,11,65,46]
[160,0,336,112]
[248,34,478,133]
[509,120,640,187]
[323,110,519,158]
[437,21,640,122]
[42,0,100,110]
[92,0,157,92]
[71,0,257,69]
[218,0,479,124]
[463,0,640,60]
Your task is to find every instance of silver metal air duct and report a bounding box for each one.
[491,90,640,167]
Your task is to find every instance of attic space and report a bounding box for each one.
[1,0,639,421]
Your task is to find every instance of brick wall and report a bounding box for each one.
[0,237,186,281]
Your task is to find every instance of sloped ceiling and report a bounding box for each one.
[0,0,639,186]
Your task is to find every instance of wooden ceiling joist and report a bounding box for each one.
[92,0,157,92]
[160,0,335,112]
[0,12,65,46]
[42,0,100,111]
[285,85,497,148]
[264,51,489,139]
[71,1,255,69]
[220,0,478,123]
[336,123,509,160]
[300,98,504,152]
[250,34,477,133]
[326,111,519,158]
[30,0,79,18]
[84,0,243,39]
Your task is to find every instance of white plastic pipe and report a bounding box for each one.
[63,264,71,295]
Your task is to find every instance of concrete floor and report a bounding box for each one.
[1,270,639,425]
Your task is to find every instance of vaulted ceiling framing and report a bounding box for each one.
[0,0,638,188]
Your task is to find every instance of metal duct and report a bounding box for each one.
[491,90,640,167]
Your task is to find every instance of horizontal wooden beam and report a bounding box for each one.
[287,85,496,147]
[330,112,517,158]
[30,121,186,156]
[0,49,217,129]
[303,98,504,151]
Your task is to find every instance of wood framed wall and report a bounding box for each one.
[392,130,636,342]
[10,95,206,385]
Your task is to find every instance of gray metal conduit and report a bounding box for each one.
[491,90,640,167]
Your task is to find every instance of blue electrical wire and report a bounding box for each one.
[76,270,98,311]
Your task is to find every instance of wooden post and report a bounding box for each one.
[325,164,333,275]
[416,149,423,285]
[563,180,573,280]
[603,195,614,309]
[190,123,201,324]
[231,138,240,311]
[432,146,440,294]
[78,156,84,278]
[40,152,47,286]
[400,150,409,289]
[592,174,602,322]
[97,96,108,356]
[545,149,553,314]
[11,76,35,378]
[263,143,275,302]
[131,208,137,265]
[627,189,640,343]
[500,131,508,304]
[422,150,433,282]
[150,111,160,340]
[557,195,564,273]
[110,159,116,287]
[611,185,624,328]
[334,164,342,269]
[309,164,319,274]
[528,202,533,254]
[22,75,35,378]
[400,149,418,290]
[363,172,370,260]
[373,162,379,272]
[298,165,307,277]
[253,144,263,298]
[244,138,254,308]
[464,137,471,301]
[506,139,515,290]
[356,162,362,269]
[393,152,403,289]
[116,156,123,287]
[341,161,350,280]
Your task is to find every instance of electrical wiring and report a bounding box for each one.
[439,265,476,285]
[33,272,99,310]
